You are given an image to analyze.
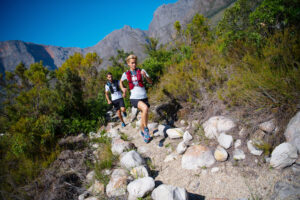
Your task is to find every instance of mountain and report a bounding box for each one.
[0,0,235,73]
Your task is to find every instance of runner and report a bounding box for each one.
[120,54,153,143]
[105,72,127,127]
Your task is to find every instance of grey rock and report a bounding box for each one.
[214,146,228,162]
[166,128,184,139]
[182,145,215,169]
[259,119,276,133]
[233,149,246,160]
[247,140,263,156]
[217,133,233,149]
[270,175,300,200]
[106,169,129,198]
[203,116,236,139]
[270,142,298,169]
[284,111,300,152]
[177,141,188,154]
[120,150,145,170]
[127,177,155,198]
[111,138,135,155]
[151,184,188,200]
[130,166,149,178]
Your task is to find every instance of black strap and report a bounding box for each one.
[107,80,120,94]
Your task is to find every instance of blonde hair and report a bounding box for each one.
[126,54,137,64]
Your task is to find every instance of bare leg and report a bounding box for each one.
[117,109,124,123]
[137,101,148,132]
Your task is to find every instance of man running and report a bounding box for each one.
[120,54,153,143]
[105,72,127,127]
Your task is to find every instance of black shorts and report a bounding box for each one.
[130,98,150,108]
[112,98,125,110]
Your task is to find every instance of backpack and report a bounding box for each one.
[106,80,120,94]
[126,68,144,90]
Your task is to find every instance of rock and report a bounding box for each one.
[238,128,248,137]
[111,138,135,155]
[164,153,178,162]
[151,184,188,200]
[156,124,170,137]
[106,169,128,197]
[130,166,149,178]
[183,131,193,145]
[270,142,298,169]
[211,167,219,173]
[202,116,236,139]
[107,129,121,139]
[78,191,89,200]
[86,171,95,184]
[247,140,263,156]
[137,146,148,155]
[120,150,145,170]
[259,119,276,133]
[131,107,139,121]
[85,197,99,200]
[166,128,184,139]
[136,119,142,128]
[177,141,188,155]
[89,132,101,139]
[251,129,265,141]
[234,139,242,149]
[180,120,186,126]
[127,177,155,199]
[92,143,99,149]
[191,120,200,129]
[233,149,246,160]
[214,146,228,162]
[182,145,215,170]
[217,133,233,149]
[88,180,105,195]
[148,122,158,130]
[284,111,300,152]
[270,175,300,200]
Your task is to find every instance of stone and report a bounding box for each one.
[180,120,186,126]
[270,175,300,200]
[88,180,105,195]
[106,169,128,197]
[211,167,219,173]
[58,133,87,149]
[148,122,158,130]
[177,141,188,155]
[202,116,236,139]
[164,153,178,162]
[284,111,300,152]
[166,128,184,139]
[137,146,148,155]
[214,146,228,162]
[131,107,139,121]
[86,171,95,184]
[247,140,263,156]
[151,184,188,200]
[182,145,215,170]
[111,138,135,155]
[183,131,193,145]
[85,197,99,200]
[92,143,99,149]
[127,177,155,198]
[234,139,242,149]
[191,120,200,129]
[217,133,233,149]
[233,149,246,160]
[238,128,248,137]
[106,129,121,139]
[136,119,142,128]
[130,166,149,179]
[270,142,298,169]
[120,150,145,170]
[259,119,276,133]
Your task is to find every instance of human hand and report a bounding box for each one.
[141,70,146,77]
[108,100,112,104]
[122,92,126,98]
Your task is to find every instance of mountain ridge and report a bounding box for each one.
[0,0,235,73]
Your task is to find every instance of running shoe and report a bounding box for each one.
[143,127,151,143]
[121,122,126,127]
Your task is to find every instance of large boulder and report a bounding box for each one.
[151,184,188,200]
[182,145,215,170]
[127,177,155,199]
[284,111,300,152]
[130,166,149,179]
[202,116,236,139]
[106,169,129,197]
[270,143,298,169]
[58,133,87,149]
[166,128,184,139]
[111,138,135,155]
[120,150,145,170]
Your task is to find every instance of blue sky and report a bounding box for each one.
[0,0,177,48]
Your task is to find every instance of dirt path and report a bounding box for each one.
[113,117,292,200]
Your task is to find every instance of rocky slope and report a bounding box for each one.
[0,0,235,73]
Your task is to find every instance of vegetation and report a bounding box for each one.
[0,0,299,198]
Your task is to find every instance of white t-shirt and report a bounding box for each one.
[105,80,123,101]
[121,69,149,99]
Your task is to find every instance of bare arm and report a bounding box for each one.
[141,71,153,84]
[105,90,112,104]
[119,79,127,98]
